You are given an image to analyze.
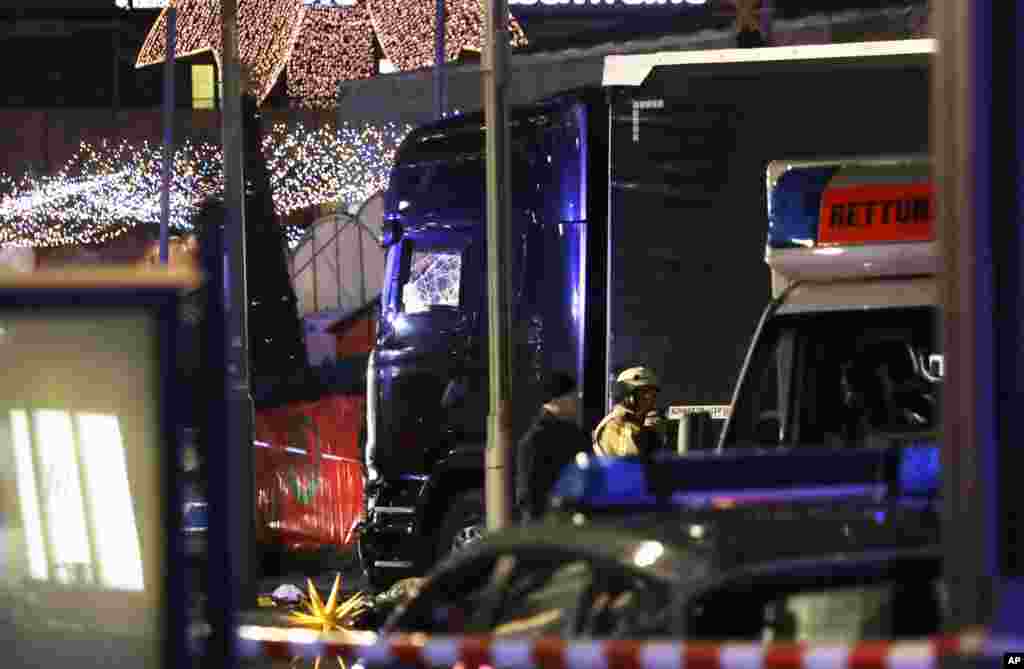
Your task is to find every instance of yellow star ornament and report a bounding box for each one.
[287,574,370,669]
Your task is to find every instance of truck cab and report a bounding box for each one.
[718,156,941,452]
[359,95,598,588]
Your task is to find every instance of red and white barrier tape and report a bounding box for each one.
[237,627,1015,669]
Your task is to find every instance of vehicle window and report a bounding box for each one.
[392,553,672,639]
[724,307,941,449]
[687,577,946,642]
[401,247,463,313]
[491,559,593,638]
[727,328,796,446]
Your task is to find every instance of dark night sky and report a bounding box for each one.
[515,0,923,51]
[0,0,923,105]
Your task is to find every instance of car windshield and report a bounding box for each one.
[723,306,941,449]
[389,549,675,639]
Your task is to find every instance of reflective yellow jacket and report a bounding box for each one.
[592,404,645,457]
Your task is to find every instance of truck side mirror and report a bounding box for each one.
[677,411,714,453]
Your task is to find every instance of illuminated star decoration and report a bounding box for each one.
[0,121,412,249]
[136,0,527,110]
[287,574,369,669]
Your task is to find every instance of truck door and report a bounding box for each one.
[373,230,478,477]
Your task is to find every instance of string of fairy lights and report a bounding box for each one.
[136,0,526,109]
[0,121,412,249]
[285,3,376,110]
[367,0,527,74]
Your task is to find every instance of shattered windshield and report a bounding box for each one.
[401,247,463,314]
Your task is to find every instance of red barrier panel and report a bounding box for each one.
[253,394,365,551]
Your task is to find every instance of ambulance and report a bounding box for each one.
[716,156,942,452]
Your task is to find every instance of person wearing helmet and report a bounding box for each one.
[593,366,664,457]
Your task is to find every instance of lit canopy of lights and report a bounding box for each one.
[288,4,377,110]
[0,121,412,249]
[137,0,527,109]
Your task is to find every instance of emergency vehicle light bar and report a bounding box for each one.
[766,157,933,250]
[550,443,939,510]
[764,157,938,288]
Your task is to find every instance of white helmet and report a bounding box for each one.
[616,366,660,391]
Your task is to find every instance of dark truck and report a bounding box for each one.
[357,41,932,588]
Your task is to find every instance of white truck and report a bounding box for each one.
[714,156,942,452]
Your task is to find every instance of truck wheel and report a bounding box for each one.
[436,489,485,563]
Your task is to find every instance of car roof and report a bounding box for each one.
[434,502,941,591]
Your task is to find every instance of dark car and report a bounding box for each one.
[382,501,944,643]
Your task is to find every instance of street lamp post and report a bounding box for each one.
[483,0,514,532]
[435,0,446,119]
[160,7,175,264]
[205,8,257,669]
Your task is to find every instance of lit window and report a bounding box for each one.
[192,64,216,110]
[34,409,92,585]
[11,411,48,581]
[77,413,145,590]
[7,409,145,590]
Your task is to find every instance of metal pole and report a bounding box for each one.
[357,216,366,305]
[760,0,772,45]
[220,0,256,623]
[337,208,343,307]
[434,0,446,119]
[483,0,513,532]
[933,0,982,630]
[112,13,121,117]
[312,232,319,313]
[934,0,1024,635]
[160,7,176,265]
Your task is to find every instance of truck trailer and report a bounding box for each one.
[357,39,933,588]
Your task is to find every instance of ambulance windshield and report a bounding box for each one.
[724,306,941,449]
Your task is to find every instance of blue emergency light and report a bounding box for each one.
[767,166,838,249]
[551,443,941,511]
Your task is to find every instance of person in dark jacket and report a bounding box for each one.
[515,372,592,522]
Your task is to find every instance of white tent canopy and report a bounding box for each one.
[291,193,385,360]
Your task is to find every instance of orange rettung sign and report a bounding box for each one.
[818,182,934,245]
